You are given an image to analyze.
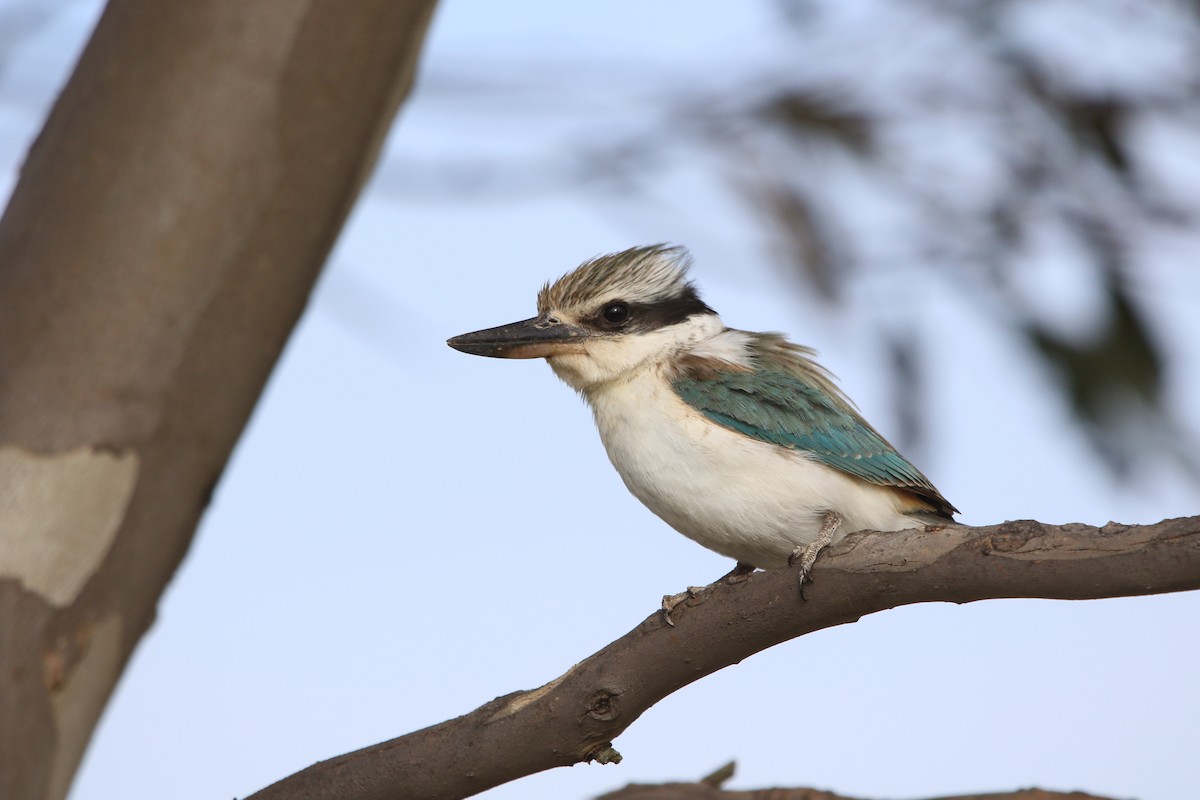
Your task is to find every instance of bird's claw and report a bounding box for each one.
[661,562,757,625]
[661,587,702,626]
[788,545,819,600]
[798,564,813,600]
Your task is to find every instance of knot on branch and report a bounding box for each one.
[587,688,622,721]
[982,524,1039,554]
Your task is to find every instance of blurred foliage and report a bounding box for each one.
[388,1,1200,480]
[748,0,1199,480]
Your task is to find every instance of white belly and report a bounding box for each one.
[587,370,918,568]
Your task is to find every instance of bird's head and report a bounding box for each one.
[447,245,721,393]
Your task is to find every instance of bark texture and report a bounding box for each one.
[246,516,1199,800]
[599,785,1116,800]
[0,3,438,799]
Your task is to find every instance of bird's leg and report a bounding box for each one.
[788,510,842,598]
[661,562,757,626]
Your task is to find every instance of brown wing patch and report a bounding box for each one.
[674,352,755,381]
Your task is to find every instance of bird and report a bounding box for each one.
[447,244,956,611]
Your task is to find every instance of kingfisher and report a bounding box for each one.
[447,245,957,607]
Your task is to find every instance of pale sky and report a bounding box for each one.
[1,3,1197,800]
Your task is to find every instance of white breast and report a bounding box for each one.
[584,367,918,568]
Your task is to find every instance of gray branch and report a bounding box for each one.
[247,516,1200,800]
[598,783,1120,800]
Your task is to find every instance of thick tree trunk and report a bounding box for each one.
[0,3,437,798]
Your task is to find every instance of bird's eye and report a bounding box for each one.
[602,301,630,325]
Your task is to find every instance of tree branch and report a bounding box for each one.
[247,516,1200,800]
[598,783,1118,800]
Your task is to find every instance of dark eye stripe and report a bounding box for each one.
[580,286,716,332]
[625,286,715,331]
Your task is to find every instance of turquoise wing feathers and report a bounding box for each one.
[672,363,956,516]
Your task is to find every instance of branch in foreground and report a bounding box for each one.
[597,761,1121,800]
[247,516,1200,800]
[599,782,1118,800]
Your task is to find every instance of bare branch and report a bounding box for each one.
[598,782,1118,800]
[246,516,1200,800]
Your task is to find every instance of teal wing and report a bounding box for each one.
[672,368,956,517]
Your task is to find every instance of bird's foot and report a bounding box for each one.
[661,588,700,627]
[788,510,842,600]
[661,562,757,626]
[786,548,816,600]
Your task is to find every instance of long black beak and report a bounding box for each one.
[447,316,591,359]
